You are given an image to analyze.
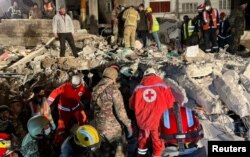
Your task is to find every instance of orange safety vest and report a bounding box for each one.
[29,98,51,121]
[202,9,218,30]
[44,2,53,12]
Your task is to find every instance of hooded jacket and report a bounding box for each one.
[129,75,175,130]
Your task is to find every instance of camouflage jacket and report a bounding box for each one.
[229,6,246,35]
[91,78,131,142]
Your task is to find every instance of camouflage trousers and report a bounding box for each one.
[124,26,136,48]
[228,33,241,54]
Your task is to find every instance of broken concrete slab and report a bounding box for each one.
[214,70,250,118]
[184,45,210,63]
[186,64,213,78]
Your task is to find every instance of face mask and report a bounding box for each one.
[205,6,211,10]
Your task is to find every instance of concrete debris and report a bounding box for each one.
[2,30,250,147]
[214,70,250,118]
[184,45,210,63]
[135,40,143,50]
[186,64,213,78]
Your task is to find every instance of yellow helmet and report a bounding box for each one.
[74,125,100,147]
[146,7,152,13]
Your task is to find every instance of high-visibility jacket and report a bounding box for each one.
[152,15,159,32]
[43,2,54,12]
[129,75,175,130]
[47,83,91,112]
[202,8,219,30]
[183,20,194,39]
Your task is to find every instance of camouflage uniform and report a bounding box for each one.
[123,7,140,48]
[228,6,246,54]
[92,78,131,142]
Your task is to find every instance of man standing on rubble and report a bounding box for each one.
[111,4,121,45]
[92,67,133,156]
[53,5,78,57]
[47,75,91,145]
[181,15,195,46]
[137,3,149,48]
[228,0,248,54]
[123,6,140,50]
[146,7,161,51]
[129,68,175,157]
[202,0,220,53]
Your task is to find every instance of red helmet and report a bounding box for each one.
[160,106,203,146]
[0,133,11,156]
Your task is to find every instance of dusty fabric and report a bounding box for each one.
[92,78,131,142]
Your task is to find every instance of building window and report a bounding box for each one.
[106,2,112,13]
[150,1,171,13]
[219,0,231,10]
[182,3,198,13]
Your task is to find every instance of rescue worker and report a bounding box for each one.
[193,3,205,46]
[218,12,232,49]
[228,0,248,54]
[92,67,133,156]
[137,3,149,48]
[60,125,100,157]
[0,133,11,156]
[146,7,161,51]
[42,0,55,19]
[111,5,121,45]
[28,86,55,130]
[47,75,91,145]
[7,1,22,19]
[181,15,195,46]
[123,6,140,50]
[53,5,78,57]
[29,3,42,19]
[129,68,175,157]
[20,115,55,157]
[0,105,14,134]
[117,6,126,46]
[202,0,220,53]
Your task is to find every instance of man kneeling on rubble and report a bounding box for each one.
[47,75,91,145]
[130,68,175,157]
[53,5,78,57]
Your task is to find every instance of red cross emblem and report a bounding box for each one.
[143,89,157,103]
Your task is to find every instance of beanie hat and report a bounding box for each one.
[0,105,9,113]
[204,0,211,6]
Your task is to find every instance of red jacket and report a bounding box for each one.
[129,75,175,130]
[47,83,91,111]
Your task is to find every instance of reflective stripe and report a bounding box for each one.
[186,108,194,127]
[79,130,94,144]
[48,97,54,102]
[138,148,148,155]
[152,15,159,32]
[212,46,219,49]
[58,104,80,112]
[135,83,169,91]
[205,49,212,52]
[183,20,194,39]
[163,110,170,129]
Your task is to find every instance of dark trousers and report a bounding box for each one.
[137,30,148,47]
[58,33,78,57]
[204,28,218,53]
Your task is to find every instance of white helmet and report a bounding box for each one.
[27,115,51,139]
[144,68,156,76]
[71,75,82,88]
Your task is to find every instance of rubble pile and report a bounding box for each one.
[1,32,250,153]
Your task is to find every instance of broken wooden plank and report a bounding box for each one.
[7,37,55,70]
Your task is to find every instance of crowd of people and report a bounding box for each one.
[180,0,248,54]
[2,0,55,20]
